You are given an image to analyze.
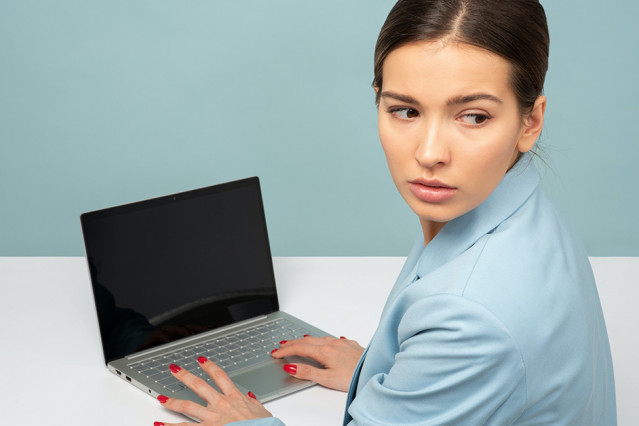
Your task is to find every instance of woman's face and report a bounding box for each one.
[377,41,544,238]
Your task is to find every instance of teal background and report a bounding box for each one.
[1,1,637,256]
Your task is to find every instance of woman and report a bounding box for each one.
[154,0,616,424]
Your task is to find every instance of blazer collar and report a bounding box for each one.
[415,153,540,279]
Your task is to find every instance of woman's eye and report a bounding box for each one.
[389,107,419,120]
[460,113,490,125]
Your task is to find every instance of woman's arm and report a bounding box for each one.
[346,294,526,425]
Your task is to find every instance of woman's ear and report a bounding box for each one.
[374,86,380,106]
[517,95,547,153]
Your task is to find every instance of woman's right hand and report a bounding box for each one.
[270,335,365,392]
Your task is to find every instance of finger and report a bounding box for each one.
[156,394,210,422]
[282,335,335,346]
[247,390,264,405]
[271,341,327,363]
[196,356,242,397]
[281,362,328,384]
[168,363,221,404]
[297,335,363,351]
[246,390,269,409]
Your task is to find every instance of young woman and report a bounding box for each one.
[154,1,616,424]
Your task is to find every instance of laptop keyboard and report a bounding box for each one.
[128,318,309,393]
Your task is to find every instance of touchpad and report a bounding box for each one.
[233,362,301,395]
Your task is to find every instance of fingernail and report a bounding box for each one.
[157,395,168,404]
[169,364,181,373]
[303,334,311,337]
[197,356,208,364]
[340,336,347,339]
[279,340,288,345]
[283,364,297,374]
[247,391,257,399]
[154,422,165,426]
[270,348,278,354]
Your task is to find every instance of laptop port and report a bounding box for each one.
[126,376,132,382]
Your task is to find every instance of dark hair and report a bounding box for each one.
[373,0,549,117]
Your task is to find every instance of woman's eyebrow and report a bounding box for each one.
[379,91,503,107]
[446,93,503,106]
[380,91,422,107]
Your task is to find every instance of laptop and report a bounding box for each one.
[80,177,331,407]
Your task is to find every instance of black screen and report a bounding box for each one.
[81,177,278,362]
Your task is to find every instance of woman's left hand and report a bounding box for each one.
[155,356,272,425]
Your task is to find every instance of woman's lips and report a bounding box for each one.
[408,180,457,203]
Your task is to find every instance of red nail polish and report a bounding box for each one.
[154,422,165,426]
[157,395,168,404]
[247,391,257,399]
[303,334,311,337]
[340,336,347,339]
[279,340,288,345]
[197,356,208,364]
[271,348,278,354]
[169,364,181,373]
[283,364,297,374]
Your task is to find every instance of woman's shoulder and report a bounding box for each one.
[469,186,594,294]
[460,185,594,310]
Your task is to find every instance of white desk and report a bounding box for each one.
[1,257,637,425]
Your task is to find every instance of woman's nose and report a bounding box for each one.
[414,123,450,168]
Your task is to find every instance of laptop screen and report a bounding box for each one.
[81,177,279,362]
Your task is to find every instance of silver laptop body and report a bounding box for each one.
[80,177,330,407]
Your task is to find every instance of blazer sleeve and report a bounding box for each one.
[346,294,527,425]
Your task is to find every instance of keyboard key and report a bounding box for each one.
[222,358,236,366]
[158,376,180,387]
[165,383,185,392]
[149,371,172,381]
[130,364,147,373]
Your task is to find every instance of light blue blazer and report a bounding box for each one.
[234,154,616,425]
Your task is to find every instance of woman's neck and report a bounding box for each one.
[420,219,447,246]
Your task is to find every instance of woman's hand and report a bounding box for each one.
[155,356,272,426]
[271,336,365,392]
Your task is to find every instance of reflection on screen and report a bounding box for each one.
[81,179,278,362]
